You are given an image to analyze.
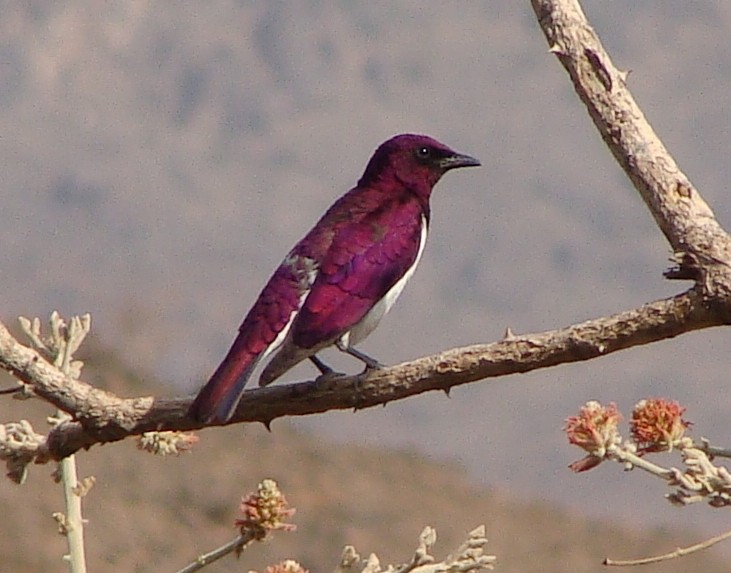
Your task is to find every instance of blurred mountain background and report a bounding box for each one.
[3,0,731,566]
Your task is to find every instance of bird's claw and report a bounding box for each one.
[361,358,384,372]
[314,369,347,386]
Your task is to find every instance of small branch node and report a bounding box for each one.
[584,48,613,91]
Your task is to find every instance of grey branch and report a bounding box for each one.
[531,0,731,310]
[0,289,721,463]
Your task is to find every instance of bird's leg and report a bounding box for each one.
[310,354,345,383]
[309,355,334,375]
[334,342,383,400]
[336,341,384,370]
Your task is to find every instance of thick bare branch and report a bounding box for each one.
[531,0,731,315]
[0,288,721,460]
[532,1,719,248]
[0,319,152,427]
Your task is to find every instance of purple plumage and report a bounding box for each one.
[189,134,480,423]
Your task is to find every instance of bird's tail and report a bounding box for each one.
[188,334,260,424]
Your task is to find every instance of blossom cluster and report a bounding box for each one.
[564,398,690,472]
[235,479,296,539]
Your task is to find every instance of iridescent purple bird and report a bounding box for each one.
[189,134,480,423]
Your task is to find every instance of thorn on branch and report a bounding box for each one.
[548,44,566,56]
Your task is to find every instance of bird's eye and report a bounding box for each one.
[416,146,431,159]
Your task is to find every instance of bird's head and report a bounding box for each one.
[358,134,480,196]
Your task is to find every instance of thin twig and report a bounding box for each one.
[60,454,87,573]
[609,447,674,479]
[698,440,731,459]
[604,528,731,566]
[176,531,257,573]
[0,386,22,395]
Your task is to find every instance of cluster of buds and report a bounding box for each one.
[254,560,308,573]
[136,431,199,456]
[0,420,48,484]
[564,398,731,508]
[629,399,691,453]
[564,401,622,472]
[235,479,296,539]
[564,398,690,472]
[181,480,297,569]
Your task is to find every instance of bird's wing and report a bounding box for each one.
[292,200,425,349]
[237,253,318,356]
[189,253,317,423]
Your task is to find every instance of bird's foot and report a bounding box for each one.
[309,354,346,384]
[363,358,384,371]
[314,370,347,385]
[338,345,384,371]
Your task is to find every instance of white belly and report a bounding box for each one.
[339,215,427,348]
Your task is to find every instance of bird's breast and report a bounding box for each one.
[340,214,428,348]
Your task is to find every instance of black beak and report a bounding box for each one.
[440,151,481,170]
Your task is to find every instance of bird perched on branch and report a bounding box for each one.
[189,134,480,423]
